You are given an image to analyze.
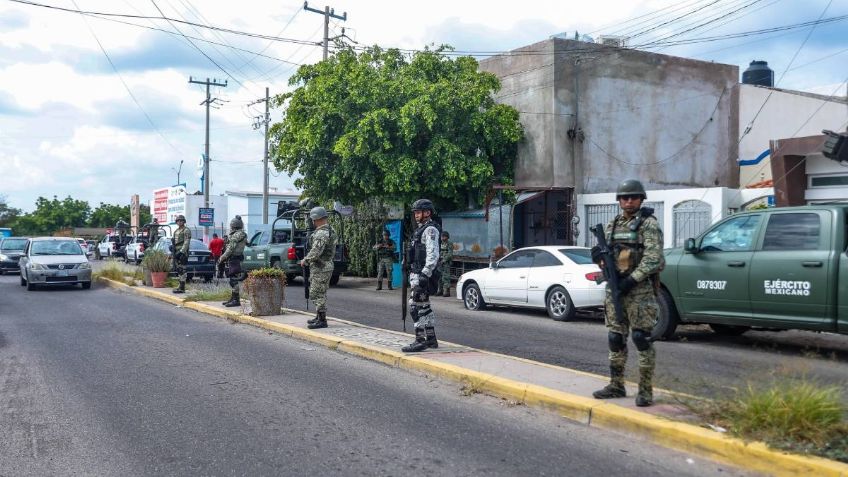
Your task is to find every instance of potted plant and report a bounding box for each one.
[243,267,286,316]
[142,249,171,288]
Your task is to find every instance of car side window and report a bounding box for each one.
[248,232,262,247]
[498,251,534,269]
[531,251,563,267]
[762,213,821,251]
[700,215,762,252]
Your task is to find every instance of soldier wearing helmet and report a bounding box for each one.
[301,206,337,329]
[436,230,454,297]
[171,214,191,294]
[591,179,665,407]
[219,215,248,307]
[402,198,442,352]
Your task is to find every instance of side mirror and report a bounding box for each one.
[489,260,497,269]
[684,238,699,254]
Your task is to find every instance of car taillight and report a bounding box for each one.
[140,243,145,252]
[585,272,603,282]
[287,247,297,260]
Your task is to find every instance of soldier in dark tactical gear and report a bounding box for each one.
[302,206,336,329]
[373,229,395,291]
[402,199,441,353]
[171,215,191,294]
[219,215,247,307]
[591,179,665,407]
[146,218,160,248]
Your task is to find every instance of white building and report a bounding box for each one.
[225,189,300,237]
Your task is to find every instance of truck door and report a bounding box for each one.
[749,211,833,330]
[243,231,268,270]
[676,214,763,322]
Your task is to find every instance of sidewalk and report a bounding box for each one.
[101,278,848,477]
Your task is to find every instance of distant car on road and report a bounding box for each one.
[19,237,92,290]
[97,235,121,258]
[456,246,605,321]
[76,238,91,257]
[0,237,28,275]
[153,237,215,282]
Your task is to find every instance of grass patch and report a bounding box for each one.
[698,379,848,463]
[185,289,231,302]
[93,263,136,286]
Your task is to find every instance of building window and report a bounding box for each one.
[809,175,848,188]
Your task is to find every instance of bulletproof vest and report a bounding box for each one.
[608,207,654,276]
[409,220,441,273]
[229,230,247,258]
[377,239,394,259]
[173,226,190,247]
[308,225,336,263]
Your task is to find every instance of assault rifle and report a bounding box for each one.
[303,227,311,311]
[590,224,624,325]
[400,240,408,332]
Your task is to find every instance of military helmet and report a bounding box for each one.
[309,206,328,220]
[411,198,435,212]
[441,231,450,239]
[229,215,244,230]
[175,214,186,222]
[615,179,647,200]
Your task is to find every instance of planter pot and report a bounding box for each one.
[245,277,285,316]
[151,271,168,288]
[142,267,153,287]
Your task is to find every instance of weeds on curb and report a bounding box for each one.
[93,263,136,286]
[185,289,231,302]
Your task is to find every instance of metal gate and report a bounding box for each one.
[672,200,711,247]
[584,201,664,246]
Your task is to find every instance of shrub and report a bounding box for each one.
[142,249,171,273]
[247,267,287,279]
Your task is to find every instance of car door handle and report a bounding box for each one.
[727,261,746,267]
[802,261,823,268]
[519,276,526,279]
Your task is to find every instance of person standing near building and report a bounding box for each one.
[437,230,453,297]
[209,232,225,278]
[219,216,247,307]
[373,229,395,291]
[591,179,665,407]
[301,207,336,329]
[171,215,192,294]
[402,199,441,353]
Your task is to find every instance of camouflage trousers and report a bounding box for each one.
[175,255,188,283]
[309,269,332,312]
[604,281,658,390]
[438,262,451,289]
[376,257,393,283]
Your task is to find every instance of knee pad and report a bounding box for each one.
[409,304,420,322]
[608,332,626,352]
[632,329,652,351]
[229,278,239,288]
[412,286,429,303]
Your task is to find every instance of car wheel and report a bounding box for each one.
[134,252,140,265]
[546,286,576,321]
[709,323,750,336]
[330,273,340,286]
[285,273,296,284]
[203,275,212,283]
[81,281,91,290]
[0,270,4,276]
[26,272,35,291]
[463,283,486,311]
[652,287,680,341]
[20,273,26,286]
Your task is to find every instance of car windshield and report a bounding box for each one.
[1,239,27,251]
[32,240,83,256]
[558,248,594,265]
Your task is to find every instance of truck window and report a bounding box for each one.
[701,215,761,252]
[273,230,291,243]
[762,213,820,251]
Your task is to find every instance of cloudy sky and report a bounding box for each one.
[1,0,846,212]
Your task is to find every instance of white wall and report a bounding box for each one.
[804,152,848,203]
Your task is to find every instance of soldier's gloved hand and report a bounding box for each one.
[619,276,637,295]
[590,246,604,264]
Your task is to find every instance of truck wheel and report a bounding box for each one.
[285,273,296,284]
[652,287,679,341]
[330,273,340,286]
[709,324,750,336]
[546,286,576,321]
[463,283,486,311]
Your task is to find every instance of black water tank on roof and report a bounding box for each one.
[742,60,774,87]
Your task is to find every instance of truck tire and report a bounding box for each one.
[652,287,679,341]
[330,273,340,286]
[709,324,750,336]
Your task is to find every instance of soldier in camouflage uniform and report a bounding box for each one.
[436,231,454,297]
[171,215,191,294]
[402,199,441,353]
[146,218,160,249]
[373,230,395,291]
[591,179,665,407]
[301,207,336,329]
[219,215,248,307]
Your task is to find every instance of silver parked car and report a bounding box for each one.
[19,237,92,290]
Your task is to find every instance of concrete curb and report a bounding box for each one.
[97,277,848,477]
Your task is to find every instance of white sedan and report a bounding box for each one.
[456,246,606,321]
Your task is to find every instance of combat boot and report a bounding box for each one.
[307,310,327,329]
[223,291,240,308]
[307,311,321,325]
[434,286,443,296]
[401,328,428,353]
[636,368,654,407]
[376,280,382,291]
[172,281,185,294]
[443,286,451,297]
[387,282,393,290]
[424,326,438,349]
[592,364,626,399]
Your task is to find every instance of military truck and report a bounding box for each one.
[653,204,848,340]
[241,207,349,285]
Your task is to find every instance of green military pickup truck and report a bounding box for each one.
[653,204,848,340]
[241,209,349,285]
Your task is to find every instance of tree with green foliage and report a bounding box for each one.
[89,202,151,229]
[0,195,21,228]
[10,196,91,235]
[270,45,523,211]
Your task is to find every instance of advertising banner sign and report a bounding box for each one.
[198,208,214,227]
[152,188,169,223]
[166,186,187,223]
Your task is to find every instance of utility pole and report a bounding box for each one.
[303,2,347,60]
[250,88,272,224]
[189,76,227,241]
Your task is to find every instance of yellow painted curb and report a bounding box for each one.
[99,278,848,477]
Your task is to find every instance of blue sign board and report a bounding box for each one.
[767,195,775,207]
[198,208,214,227]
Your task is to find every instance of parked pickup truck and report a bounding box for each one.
[653,205,848,340]
[241,209,349,285]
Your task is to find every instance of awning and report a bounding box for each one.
[515,191,545,204]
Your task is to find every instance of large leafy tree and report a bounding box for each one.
[270,45,523,210]
[0,195,21,228]
[10,196,91,235]
[88,202,150,229]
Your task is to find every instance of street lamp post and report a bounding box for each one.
[172,159,184,186]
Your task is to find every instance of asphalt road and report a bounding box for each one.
[283,276,848,399]
[0,275,755,476]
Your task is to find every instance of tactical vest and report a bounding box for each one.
[408,220,441,274]
[229,230,247,259]
[308,225,336,264]
[608,207,655,276]
[376,239,395,259]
